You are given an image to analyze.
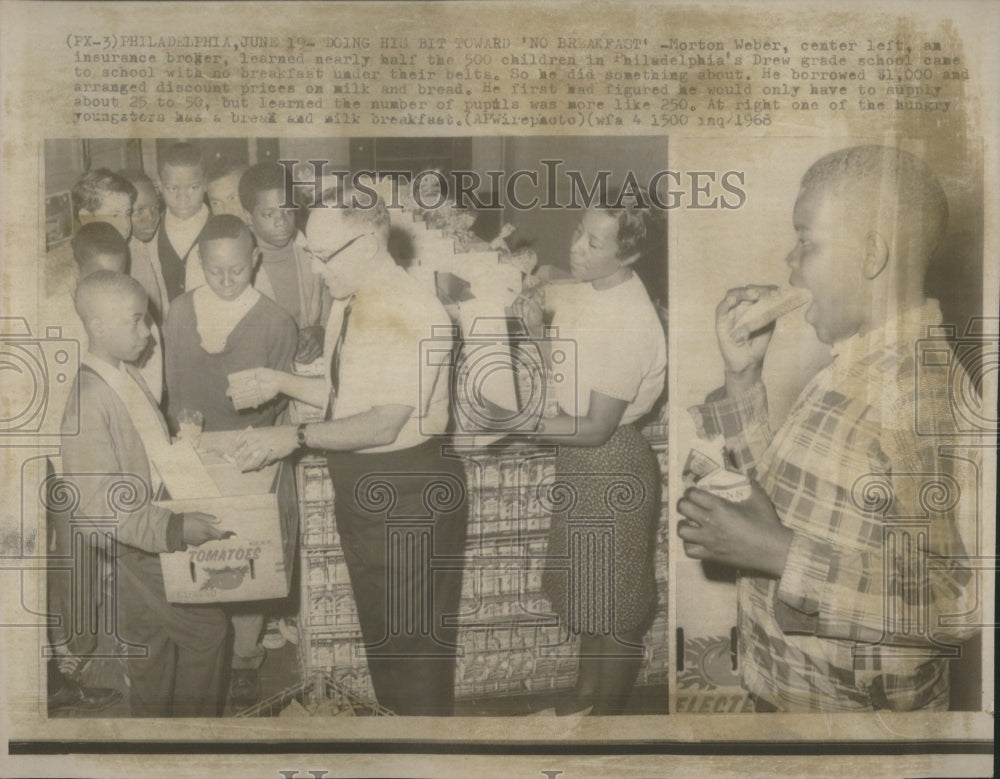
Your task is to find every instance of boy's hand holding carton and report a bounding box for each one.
[682,438,752,503]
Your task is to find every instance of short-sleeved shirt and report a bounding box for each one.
[548,274,666,425]
[324,262,451,453]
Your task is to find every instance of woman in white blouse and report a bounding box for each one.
[513,199,666,715]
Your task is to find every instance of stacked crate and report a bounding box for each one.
[295,455,376,699]
[453,448,579,698]
[297,443,670,702]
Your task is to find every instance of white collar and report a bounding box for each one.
[193,284,262,354]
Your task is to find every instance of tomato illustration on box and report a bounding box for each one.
[156,452,298,604]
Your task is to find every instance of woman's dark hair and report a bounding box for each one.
[598,190,667,304]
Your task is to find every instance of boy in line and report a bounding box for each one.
[42,220,164,403]
[163,215,297,706]
[60,271,228,717]
[677,146,981,712]
[206,158,250,223]
[239,161,327,364]
[156,142,210,301]
[118,168,169,327]
[43,168,136,299]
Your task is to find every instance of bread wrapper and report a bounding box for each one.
[730,286,810,342]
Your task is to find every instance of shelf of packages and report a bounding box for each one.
[297,629,374,699]
[301,550,360,634]
[295,444,670,700]
[462,448,556,541]
[297,456,339,550]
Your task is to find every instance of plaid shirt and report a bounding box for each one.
[690,301,981,711]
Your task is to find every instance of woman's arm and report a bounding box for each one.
[526,390,627,448]
[274,370,330,408]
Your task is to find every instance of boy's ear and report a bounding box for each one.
[85,314,104,338]
[863,232,889,280]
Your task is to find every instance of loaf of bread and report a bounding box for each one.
[730,287,811,341]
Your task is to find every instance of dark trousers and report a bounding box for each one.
[117,552,228,717]
[328,439,468,715]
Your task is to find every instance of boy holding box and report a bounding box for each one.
[60,271,228,717]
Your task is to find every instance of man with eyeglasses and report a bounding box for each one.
[231,189,468,716]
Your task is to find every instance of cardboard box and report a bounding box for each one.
[157,455,298,604]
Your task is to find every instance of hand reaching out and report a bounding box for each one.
[231,425,297,471]
[512,288,545,338]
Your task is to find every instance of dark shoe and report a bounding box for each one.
[230,668,261,708]
[48,675,122,715]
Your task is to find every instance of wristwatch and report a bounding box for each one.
[296,423,309,449]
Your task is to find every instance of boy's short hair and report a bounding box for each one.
[74,270,145,324]
[157,142,205,175]
[117,168,156,191]
[800,145,949,260]
[71,221,128,268]
[207,157,248,186]
[312,185,391,242]
[198,213,254,253]
[71,169,137,219]
[238,161,286,212]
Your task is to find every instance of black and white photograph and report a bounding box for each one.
[0,1,995,777]
[671,136,987,715]
[33,134,671,721]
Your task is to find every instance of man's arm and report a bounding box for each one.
[239,369,329,409]
[230,405,414,471]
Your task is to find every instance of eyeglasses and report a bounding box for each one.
[308,232,371,265]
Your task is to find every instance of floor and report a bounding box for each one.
[56,631,669,718]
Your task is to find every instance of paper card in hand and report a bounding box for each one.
[227,368,267,410]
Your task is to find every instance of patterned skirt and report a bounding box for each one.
[542,423,660,635]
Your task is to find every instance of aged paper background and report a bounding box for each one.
[1,1,996,777]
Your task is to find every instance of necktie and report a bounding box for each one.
[330,297,355,398]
